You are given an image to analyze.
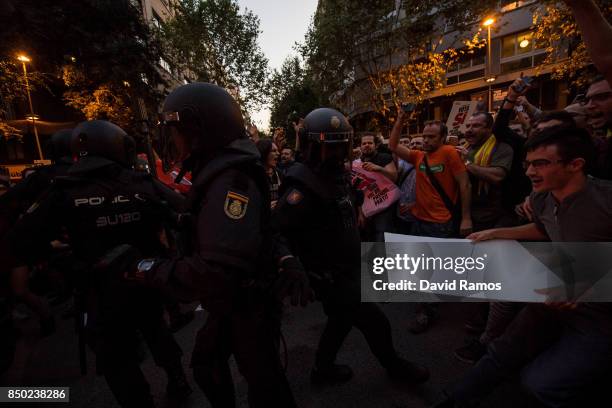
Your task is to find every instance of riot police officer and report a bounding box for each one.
[0,128,75,347]
[8,120,191,407]
[0,128,73,237]
[270,108,430,385]
[107,82,311,408]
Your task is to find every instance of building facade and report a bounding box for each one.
[338,0,572,136]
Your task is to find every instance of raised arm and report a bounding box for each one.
[564,0,612,84]
[388,109,413,161]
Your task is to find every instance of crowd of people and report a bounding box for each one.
[1,1,611,407]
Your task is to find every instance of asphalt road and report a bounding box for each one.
[3,300,535,408]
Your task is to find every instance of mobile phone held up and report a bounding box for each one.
[401,102,416,113]
[511,76,534,94]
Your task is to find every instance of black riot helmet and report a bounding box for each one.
[158,82,245,177]
[47,129,73,162]
[70,120,136,167]
[298,108,353,171]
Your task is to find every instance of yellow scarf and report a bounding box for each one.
[473,135,497,195]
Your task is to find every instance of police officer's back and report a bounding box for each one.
[0,129,73,239]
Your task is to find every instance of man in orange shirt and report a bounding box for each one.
[390,109,472,238]
[389,109,472,333]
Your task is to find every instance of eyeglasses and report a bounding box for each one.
[522,159,565,170]
[581,91,612,106]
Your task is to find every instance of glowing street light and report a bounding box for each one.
[519,39,530,48]
[483,18,496,112]
[16,53,44,160]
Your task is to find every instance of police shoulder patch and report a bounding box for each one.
[224,191,249,219]
[287,189,303,205]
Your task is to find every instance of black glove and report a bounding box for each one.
[94,244,143,283]
[272,256,314,307]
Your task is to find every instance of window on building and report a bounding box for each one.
[516,32,533,54]
[499,30,546,74]
[446,47,486,85]
[501,30,541,58]
[502,35,516,58]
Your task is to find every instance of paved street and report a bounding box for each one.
[4,300,533,408]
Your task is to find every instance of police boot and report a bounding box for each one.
[310,363,353,385]
[385,357,430,383]
[166,364,193,399]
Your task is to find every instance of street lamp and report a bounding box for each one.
[16,53,44,160]
[483,18,496,112]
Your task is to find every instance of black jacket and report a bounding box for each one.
[493,108,532,208]
[270,163,362,277]
[149,138,292,311]
[9,157,180,266]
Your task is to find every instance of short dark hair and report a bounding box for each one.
[525,126,595,173]
[359,133,377,144]
[256,138,274,161]
[471,111,494,128]
[423,120,448,139]
[535,110,576,128]
[589,73,607,86]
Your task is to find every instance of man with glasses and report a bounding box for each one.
[437,125,612,408]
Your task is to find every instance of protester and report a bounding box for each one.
[585,75,612,179]
[247,123,260,143]
[256,139,282,208]
[456,112,514,231]
[492,79,537,214]
[563,0,612,85]
[564,102,589,129]
[409,136,424,151]
[440,125,612,408]
[390,111,472,238]
[277,147,297,177]
[272,127,288,151]
[389,110,472,333]
[356,133,398,242]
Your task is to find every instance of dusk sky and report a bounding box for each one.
[237,0,318,130]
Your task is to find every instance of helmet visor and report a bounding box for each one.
[158,111,183,173]
[319,131,353,168]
